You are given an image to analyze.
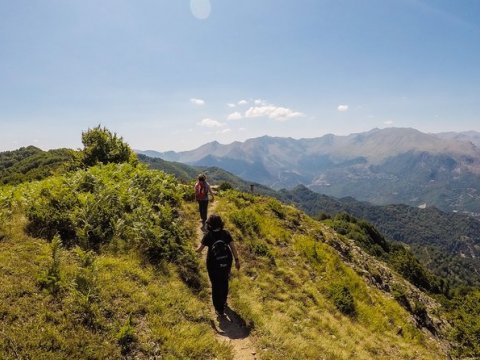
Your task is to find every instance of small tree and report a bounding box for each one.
[82,126,137,166]
[38,235,63,296]
[218,181,233,191]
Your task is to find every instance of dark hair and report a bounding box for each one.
[206,214,224,231]
[198,174,206,182]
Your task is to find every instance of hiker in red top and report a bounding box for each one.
[195,174,215,231]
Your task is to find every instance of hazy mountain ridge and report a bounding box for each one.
[138,128,480,214]
[435,130,480,147]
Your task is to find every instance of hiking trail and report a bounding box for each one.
[195,200,257,360]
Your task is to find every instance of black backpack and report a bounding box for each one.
[210,238,233,272]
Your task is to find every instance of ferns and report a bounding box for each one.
[22,164,190,267]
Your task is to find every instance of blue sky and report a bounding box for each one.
[1,0,479,151]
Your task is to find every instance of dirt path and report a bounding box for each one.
[195,201,257,360]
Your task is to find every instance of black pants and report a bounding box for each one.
[207,263,231,313]
[198,200,209,225]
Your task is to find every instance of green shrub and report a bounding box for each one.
[316,212,331,220]
[75,189,123,249]
[26,183,78,244]
[251,242,271,257]
[37,235,63,296]
[116,315,136,355]
[448,290,480,358]
[412,300,427,318]
[249,241,275,265]
[268,200,286,219]
[24,164,197,291]
[230,208,261,236]
[82,125,137,166]
[390,283,411,312]
[218,181,233,191]
[390,247,437,292]
[69,247,100,328]
[328,282,356,316]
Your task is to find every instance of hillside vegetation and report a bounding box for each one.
[0,162,450,359]
[1,127,479,358]
[280,185,480,288]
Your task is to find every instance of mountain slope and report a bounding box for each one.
[280,185,480,287]
[143,128,480,214]
[0,162,454,359]
[436,130,480,147]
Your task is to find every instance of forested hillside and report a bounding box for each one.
[0,146,80,185]
[0,128,479,358]
[280,185,480,288]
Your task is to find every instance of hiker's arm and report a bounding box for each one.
[230,242,240,270]
[208,186,215,201]
[196,244,205,253]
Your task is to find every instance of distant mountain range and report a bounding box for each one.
[137,128,480,215]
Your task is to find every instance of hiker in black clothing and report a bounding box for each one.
[196,214,240,316]
[194,174,215,231]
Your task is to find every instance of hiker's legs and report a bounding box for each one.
[208,267,230,314]
[211,274,229,314]
[219,273,229,308]
[198,200,209,227]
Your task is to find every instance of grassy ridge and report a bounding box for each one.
[0,164,232,359]
[0,162,450,359]
[0,231,231,359]
[214,191,446,359]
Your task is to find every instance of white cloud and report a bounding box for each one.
[245,105,304,121]
[227,103,236,108]
[254,99,267,106]
[197,118,225,128]
[384,120,394,125]
[227,112,242,121]
[219,128,232,134]
[337,105,349,112]
[190,98,205,106]
[238,100,248,106]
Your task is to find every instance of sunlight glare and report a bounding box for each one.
[190,0,211,20]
